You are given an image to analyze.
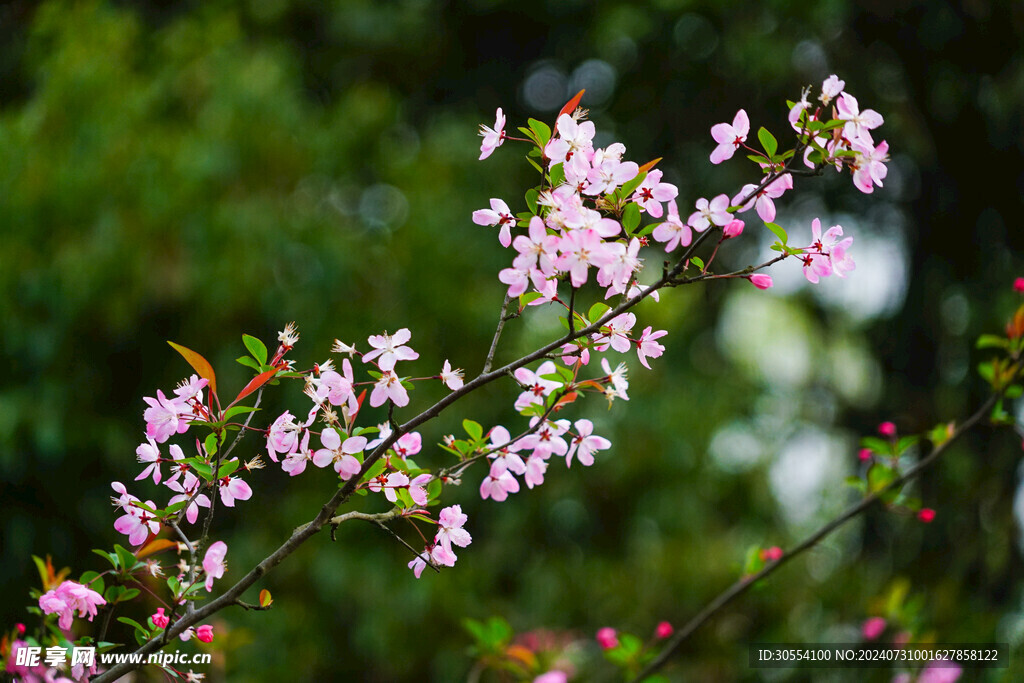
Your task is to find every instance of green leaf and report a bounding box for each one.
[588,302,611,323]
[525,156,544,174]
[463,419,483,441]
[114,545,136,573]
[427,478,442,501]
[622,201,641,234]
[204,432,219,457]
[549,162,566,188]
[1006,384,1023,398]
[895,435,919,455]
[844,476,867,493]
[976,334,1010,350]
[190,461,214,480]
[867,463,896,493]
[516,126,539,146]
[92,549,118,568]
[527,118,551,146]
[764,222,788,245]
[619,171,647,199]
[79,571,105,595]
[690,256,705,270]
[361,458,387,483]
[236,355,261,370]
[217,459,240,478]
[860,436,890,454]
[242,334,268,366]
[117,616,149,635]
[757,127,778,158]
[977,361,995,384]
[119,588,141,603]
[224,405,258,421]
[525,188,539,215]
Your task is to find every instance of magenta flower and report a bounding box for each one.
[472,198,517,248]
[363,328,419,372]
[202,540,228,592]
[749,274,773,290]
[861,617,886,640]
[596,627,619,650]
[710,109,750,164]
[478,107,505,160]
[918,508,936,523]
[723,219,745,238]
[878,421,897,437]
[196,624,214,643]
[151,607,170,629]
[655,621,673,639]
[39,580,106,630]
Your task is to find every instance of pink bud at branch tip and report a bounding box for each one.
[596,627,619,650]
[862,617,887,640]
[759,546,783,562]
[723,219,744,238]
[1014,277,1024,293]
[858,448,872,461]
[918,508,936,523]
[196,624,214,643]
[655,621,673,639]
[878,421,897,437]
[749,274,773,290]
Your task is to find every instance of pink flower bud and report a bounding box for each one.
[878,421,897,437]
[655,621,673,639]
[723,219,744,238]
[749,274,773,290]
[596,627,619,650]
[151,607,169,629]
[759,546,783,562]
[918,508,936,523]
[1014,277,1024,293]
[862,616,886,640]
[858,448,872,461]
[196,624,214,643]
[15,623,25,635]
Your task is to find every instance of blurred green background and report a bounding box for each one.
[1,0,1023,680]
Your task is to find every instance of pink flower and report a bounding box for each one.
[135,437,163,485]
[652,199,692,252]
[513,216,560,276]
[688,194,732,232]
[478,107,505,160]
[819,75,845,105]
[472,198,517,248]
[596,627,619,650]
[861,616,886,640]
[480,469,520,501]
[722,219,744,238]
[593,313,636,354]
[567,419,611,467]
[545,113,595,165]
[555,228,614,287]
[370,370,410,408]
[363,328,419,372]
[319,365,355,408]
[836,93,884,144]
[166,472,211,524]
[585,156,639,196]
[203,541,228,592]
[408,544,446,578]
[732,174,793,223]
[368,471,410,503]
[858,448,872,462]
[710,109,750,164]
[114,499,161,546]
[631,169,678,219]
[440,360,464,391]
[851,139,889,194]
[266,410,308,462]
[435,504,472,554]
[918,508,936,523]
[218,475,252,507]
[636,326,668,370]
[143,389,190,444]
[655,621,673,639]
[39,580,106,630]
[749,274,773,290]
[878,421,897,437]
[196,624,215,643]
[513,361,561,412]
[534,673,568,683]
[1014,278,1024,293]
[152,607,170,629]
[394,432,422,458]
[312,428,366,480]
[917,660,962,683]
[760,546,783,562]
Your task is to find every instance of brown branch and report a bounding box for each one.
[628,394,998,682]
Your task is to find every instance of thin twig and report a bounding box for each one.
[628,394,997,682]
[483,295,513,374]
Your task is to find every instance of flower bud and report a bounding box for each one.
[723,219,744,238]
[749,274,773,290]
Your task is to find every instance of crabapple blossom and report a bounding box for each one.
[135,437,162,484]
[709,109,749,164]
[114,499,161,546]
[555,228,615,287]
[440,360,464,390]
[408,544,447,578]
[732,174,793,223]
[918,508,936,523]
[851,139,889,194]
[652,199,692,252]
[601,357,629,403]
[487,426,527,477]
[723,218,744,238]
[394,431,422,458]
[266,408,316,462]
[862,617,886,640]
[312,428,366,480]
[408,473,432,506]
[535,672,568,683]
[512,216,559,276]
[363,328,419,372]
[38,581,106,630]
[596,627,619,650]
[368,471,410,503]
[478,107,505,160]
[596,238,642,297]
[836,93,883,144]
[166,472,211,524]
[151,607,170,629]
[820,74,845,105]
[370,370,410,408]
[480,469,520,501]
[472,197,517,248]
[636,326,668,369]
[1015,278,1024,293]
[218,475,253,507]
[435,504,472,554]
[518,418,570,460]
[593,313,636,353]
[688,194,732,232]
[656,621,673,639]
[566,419,611,467]
[202,541,227,592]
[631,169,678,218]
[143,389,190,444]
[523,454,549,488]
[196,625,214,643]
[584,155,639,196]
[545,113,595,165]
[513,361,561,412]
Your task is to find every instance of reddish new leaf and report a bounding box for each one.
[637,157,663,174]
[259,589,273,608]
[234,368,278,404]
[557,89,585,120]
[136,539,178,560]
[167,341,217,395]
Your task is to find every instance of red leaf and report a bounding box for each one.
[136,538,178,559]
[637,157,663,174]
[233,368,278,404]
[557,89,585,120]
[167,341,217,395]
